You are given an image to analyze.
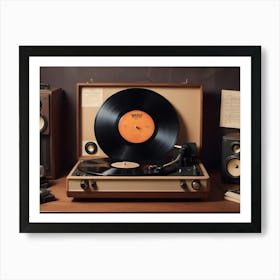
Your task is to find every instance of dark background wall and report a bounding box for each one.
[40,67,240,174]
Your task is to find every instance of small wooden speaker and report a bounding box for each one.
[40,88,63,179]
[221,132,240,183]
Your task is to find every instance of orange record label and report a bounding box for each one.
[118,110,155,143]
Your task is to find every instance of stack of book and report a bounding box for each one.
[224,189,240,203]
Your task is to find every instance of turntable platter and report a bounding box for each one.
[77,158,150,176]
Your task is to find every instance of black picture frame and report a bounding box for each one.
[19,46,261,233]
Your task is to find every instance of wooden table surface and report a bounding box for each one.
[40,170,240,213]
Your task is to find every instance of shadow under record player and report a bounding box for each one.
[66,83,210,199]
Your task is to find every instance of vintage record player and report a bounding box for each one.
[66,83,210,199]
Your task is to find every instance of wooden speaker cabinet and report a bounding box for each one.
[40,88,63,179]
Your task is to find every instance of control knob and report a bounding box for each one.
[80,179,89,190]
[191,180,201,191]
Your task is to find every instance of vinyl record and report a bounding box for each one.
[78,158,151,176]
[94,88,179,161]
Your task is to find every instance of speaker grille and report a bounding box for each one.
[226,157,240,177]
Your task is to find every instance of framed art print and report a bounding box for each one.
[19,46,261,233]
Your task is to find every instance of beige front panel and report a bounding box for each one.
[80,86,202,158]
[68,178,208,193]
